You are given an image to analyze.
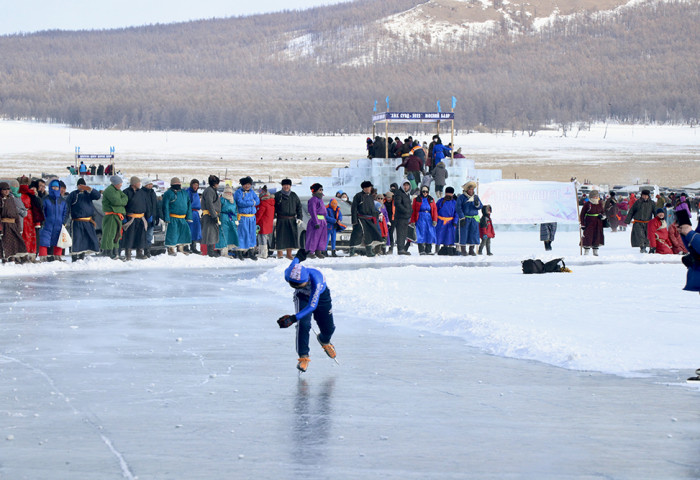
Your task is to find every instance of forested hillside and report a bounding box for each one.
[0,0,697,133]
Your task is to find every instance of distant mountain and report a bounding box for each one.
[0,0,697,133]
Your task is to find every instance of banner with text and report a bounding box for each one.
[479,181,579,225]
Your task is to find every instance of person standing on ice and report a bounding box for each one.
[200,175,221,257]
[255,185,275,259]
[162,177,193,256]
[478,205,495,256]
[349,180,384,257]
[274,178,303,260]
[392,182,412,255]
[100,176,128,259]
[579,189,605,256]
[277,249,336,372]
[234,176,260,260]
[38,178,69,261]
[325,198,345,257]
[625,189,654,253]
[186,179,202,254]
[305,183,328,258]
[410,186,438,255]
[122,176,151,261]
[456,181,481,256]
[0,182,28,263]
[215,184,239,258]
[677,210,700,293]
[434,186,458,255]
[67,178,101,261]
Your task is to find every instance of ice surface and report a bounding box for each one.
[1,229,700,479]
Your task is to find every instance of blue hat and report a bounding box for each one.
[284,261,309,285]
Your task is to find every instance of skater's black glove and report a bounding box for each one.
[649,247,656,254]
[294,249,307,262]
[277,314,297,328]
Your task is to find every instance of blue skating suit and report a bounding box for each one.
[285,258,336,357]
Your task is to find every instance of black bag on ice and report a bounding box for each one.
[521,259,545,274]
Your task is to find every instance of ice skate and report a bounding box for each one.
[317,333,336,359]
[297,356,310,372]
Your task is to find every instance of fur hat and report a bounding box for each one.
[609,191,616,197]
[445,186,455,194]
[281,178,292,186]
[190,178,199,186]
[462,181,477,191]
[240,176,253,186]
[361,180,373,189]
[170,177,181,185]
[589,190,600,198]
[655,208,665,216]
[310,183,323,193]
[77,178,86,186]
[110,175,123,186]
[0,182,9,190]
[641,189,651,196]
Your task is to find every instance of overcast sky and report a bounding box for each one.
[0,0,348,36]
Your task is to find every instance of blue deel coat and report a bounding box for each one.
[682,226,700,292]
[432,144,452,164]
[415,197,437,244]
[187,187,202,242]
[234,187,260,249]
[456,193,482,245]
[39,180,69,248]
[435,197,458,245]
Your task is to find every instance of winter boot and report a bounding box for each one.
[178,245,190,255]
[365,246,376,257]
[545,240,552,251]
[460,245,468,256]
[584,247,591,255]
[145,246,152,258]
[136,249,147,260]
[348,247,356,257]
[297,356,310,373]
[478,243,484,255]
[207,244,216,257]
[468,245,477,256]
[111,248,120,260]
[331,250,338,257]
[317,334,336,359]
[124,249,132,262]
[315,250,325,259]
[593,248,599,256]
[190,242,201,255]
[640,246,647,253]
[425,244,433,255]
[247,249,258,261]
[487,244,493,256]
[237,251,245,261]
[168,247,177,256]
[418,244,426,255]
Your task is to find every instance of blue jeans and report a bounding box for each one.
[294,288,335,357]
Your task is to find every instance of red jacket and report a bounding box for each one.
[256,194,275,235]
[410,196,438,223]
[647,217,672,254]
[479,216,495,239]
[668,223,689,254]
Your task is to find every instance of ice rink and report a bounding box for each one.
[2,255,700,479]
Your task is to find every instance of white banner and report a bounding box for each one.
[478,181,579,225]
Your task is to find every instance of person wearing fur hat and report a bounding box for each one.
[234,176,260,260]
[200,175,221,257]
[277,250,336,372]
[349,180,384,257]
[305,183,328,258]
[392,182,412,255]
[100,176,128,259]
[435,186,458,255]
[456,181,482,256]
[625,189,655,252]
[186,179,202,254]
[579,189,605,255]
[162,177,193,256]
[255,185,275,259]
[142,179,159,257]
[410,185,438,255]
[121,176,151,260]
[18,176,42,260]
[274,178,303,260]
[646,208,672,254]
[215,185,239,257]
[0,181,28,263]
[67,178,101,261]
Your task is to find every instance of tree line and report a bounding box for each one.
[0,0,697,133]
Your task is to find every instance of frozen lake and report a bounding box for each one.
[2,230,700,479]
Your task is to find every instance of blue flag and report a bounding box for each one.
[437,100,441,112]
[386,96,390,111]
[452,96,457,109]
[373,100,377,112]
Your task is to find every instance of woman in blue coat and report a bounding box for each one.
[234,176,260,260]
[435,187,459,255]
[186,179,202,254]
[38,179,69,260]
[456,181,482,256]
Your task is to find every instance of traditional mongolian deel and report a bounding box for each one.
[100,182,128,250]
[234,186,260,250]
[67,183,101,254]
[162,183,192,247]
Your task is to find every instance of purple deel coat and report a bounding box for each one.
[305,195,328,251]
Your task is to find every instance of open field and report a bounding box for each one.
[1,121,698,188]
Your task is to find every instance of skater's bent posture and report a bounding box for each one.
[278,250,336,372]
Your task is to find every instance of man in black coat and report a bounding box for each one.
[349,181,383,257]
[143,179,159,257]
[392,181,413,255]
[274,178,303,260]
[121,176,151,260]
